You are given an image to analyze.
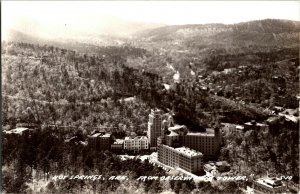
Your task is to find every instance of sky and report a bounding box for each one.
[2,1,299,38]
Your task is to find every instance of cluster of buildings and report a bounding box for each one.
[86,131,149,153]
[227,109,299,136]
[147,108,222,173]
[6,108,222,174]
[79,108,222,174]
[204,161,231,174]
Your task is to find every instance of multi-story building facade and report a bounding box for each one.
[147,109,163,149]
[88,132,112,151]
[151,108,222,173]
[163,127,221,159]
[181,129,221,158]
[123,136,148,151]
[158,144,203,173]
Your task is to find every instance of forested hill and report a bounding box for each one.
[136,19,300,47]
[3,29,134,54]
[131,19,299,110]
[2,19,299,131]
[2,41,272,133]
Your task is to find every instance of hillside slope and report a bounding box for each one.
[135,19,300,48]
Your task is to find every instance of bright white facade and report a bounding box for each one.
[147,108,163,148]
[124,136,149,151]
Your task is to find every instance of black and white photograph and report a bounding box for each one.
[1,1,300,193]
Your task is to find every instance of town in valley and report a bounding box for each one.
[2,1,299,194]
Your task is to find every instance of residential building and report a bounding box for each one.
[215,161,231,172]
[204,161,230,173]
[203,163,216,172]
[158,144,203,173]
[65,133,87,146]
[254,177,286,194]
[236,125,244,131]
[4,127,33,136]
[244,120,269,132]
[147,108,163,149]
[124,136,149,151]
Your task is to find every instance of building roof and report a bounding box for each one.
[175,146,203,157]
[186,132,214,137]
[257,123,268,127]
[256,177,283,188]
[79,141,88,146]
[281,108,298,115]
[204,163,217,172]
[244,121,267,127]
[125,136,148,140]
[168,125,185,131]
[267,117,279,123]
[167,131,179,137]
[151,108,162,114]
[236,125,244,130]
[274,106,284,111]
[113,139,124,144]
[163,84,171,90]
[91,130,105,135]
[102,134,111,138]
[119,96,136,103]
[278,113,299,123]
[206,128,215,134]
[204,163,215,168]
[215,161,230,167]
[89,133,111,138]
[64,136,76,143]
[4,127,31,135]
[244,122,254,126]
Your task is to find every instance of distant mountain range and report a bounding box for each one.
[3,19,299,49]
[135,19,300,48]
[2,16,165,46]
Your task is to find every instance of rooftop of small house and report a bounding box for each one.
[215,161,230,167]
[244,120,268,127]
[113,139,124,144]
[4,127,32,135]
[89,132,111,138]
[255,177,284,188]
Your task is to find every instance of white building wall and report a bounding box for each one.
[124,137,149,150]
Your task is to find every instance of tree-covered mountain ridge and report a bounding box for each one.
[136,19,300,47]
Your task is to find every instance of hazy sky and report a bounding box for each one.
[2,1,299,38]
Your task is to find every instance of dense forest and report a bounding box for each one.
[2,41,273,132]
[219,117,299,182]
